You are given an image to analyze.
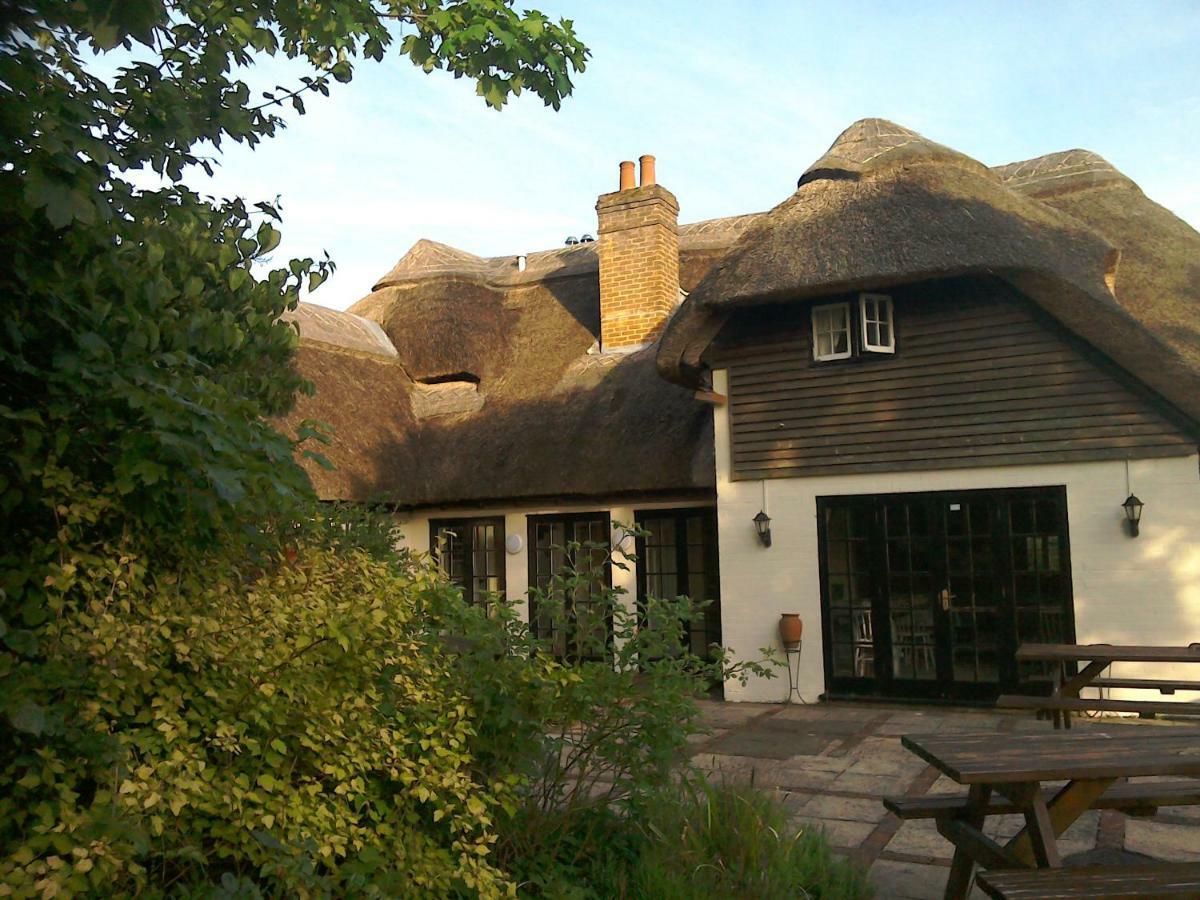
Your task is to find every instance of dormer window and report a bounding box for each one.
[859,293,895,353]
[812,294,896,362]
[812,303,852,361]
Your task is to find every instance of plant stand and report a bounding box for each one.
[784,643,808,704]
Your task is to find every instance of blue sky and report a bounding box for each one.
[187,1,1200,311]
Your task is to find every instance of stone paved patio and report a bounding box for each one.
[689,699,1200,899]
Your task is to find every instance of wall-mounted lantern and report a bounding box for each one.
[1122,494,1144,538]
[753,510,772,548]
[505,533,524,555]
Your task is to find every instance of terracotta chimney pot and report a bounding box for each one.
[595,156,679,351]
[639,154,656,187]
[619,160,635,191]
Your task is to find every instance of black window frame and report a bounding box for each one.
[429,516,506,610]
[633,507,722,662]
[816,486,1076,704]
[527,511,613,663]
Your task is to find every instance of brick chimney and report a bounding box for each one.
[595,155,680,350]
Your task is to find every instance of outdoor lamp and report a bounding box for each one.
[753,510,772,548]
[1122,494,1144,538]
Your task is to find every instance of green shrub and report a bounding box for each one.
[1,541,516,897]
[429,527,780,880]
[632,780,872,899]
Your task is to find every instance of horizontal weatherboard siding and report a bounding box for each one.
[710,279,1196,481]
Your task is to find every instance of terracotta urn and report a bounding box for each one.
[779,613,803,650]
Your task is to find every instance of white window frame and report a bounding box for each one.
[859,293,895,354]
[811,302,853,361]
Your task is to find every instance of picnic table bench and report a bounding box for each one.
[884,727,1200,899]
[976,862,1200,898]
[997,643,1200,729]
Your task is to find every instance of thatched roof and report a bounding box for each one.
[281,216,756,505]
[657,119,1200,424]
[285,118,1199,505]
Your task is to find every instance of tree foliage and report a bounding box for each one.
[1,0,587,560]
[1,2,586,895]
[3,541,521,896]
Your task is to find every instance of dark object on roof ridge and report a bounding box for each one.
[368,211,768,293]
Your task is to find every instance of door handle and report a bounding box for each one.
[939,588,954,611]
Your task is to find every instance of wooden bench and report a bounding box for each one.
[1091,677,1200,696]
[998,693,1200,720]
[885,780,1200,822]
[1007,644,1200,728]
[895,728,1200,899]
[976,862,1200,898]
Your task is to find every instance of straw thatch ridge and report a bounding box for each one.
[282,217,748,503]
[656,118,1200,424]
[998,150,1200,374]
[284,117,1199,505]
[285,335,714,507]
[281,302,397,359]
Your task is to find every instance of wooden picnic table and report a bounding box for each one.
[1004,643,1200,729]
[899,728,1200,900]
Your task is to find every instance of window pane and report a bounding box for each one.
[861,295,894,351]
[813,304,850,358]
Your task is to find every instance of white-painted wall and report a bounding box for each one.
[711,369,1200,704]
[397,498,712,628]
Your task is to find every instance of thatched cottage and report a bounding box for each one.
[286,119,1200,703]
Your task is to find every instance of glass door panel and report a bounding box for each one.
[883,501,938,683]
[635,509,722,661]
[820,487,1073,702]
[528,514,612,662]
[943,500,1000,686]
[823,503,878,682]
[1008,494,1072,685]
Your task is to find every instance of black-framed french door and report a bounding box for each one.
[817,487,1075,702]
[429,517,505,610]
[634,508,723,659]
[527,512,612,663]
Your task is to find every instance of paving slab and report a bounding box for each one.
[692,699,777,730]
[782,752,853,773]
[802,793,889,824]
[868,859,988,900]
[833,770,915,796]
[795,816,877,850]
[887,819,954,860]
[927,774,966,796]
[750,761,842,791]
[703,717,839,758]
[1125,817,1200,861]
[1159,804,1200,822]
[843,751,928,779]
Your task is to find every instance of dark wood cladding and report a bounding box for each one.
[709,279,1197,481]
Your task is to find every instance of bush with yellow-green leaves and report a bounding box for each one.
[1,543,518,897]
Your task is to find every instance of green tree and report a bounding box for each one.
[1,0,587,561]
[1,4,585,894]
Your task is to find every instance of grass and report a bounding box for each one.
[507,779,872,899]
